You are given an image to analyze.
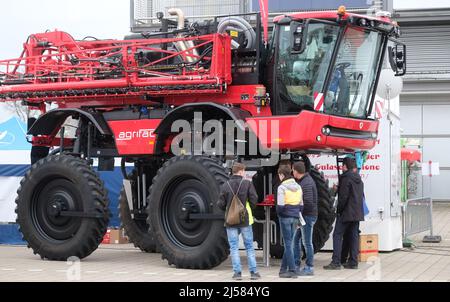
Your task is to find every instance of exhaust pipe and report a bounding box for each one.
[168,8,199,63]
[168,8,186,31]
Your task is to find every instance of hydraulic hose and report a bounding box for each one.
[217,16,256,49]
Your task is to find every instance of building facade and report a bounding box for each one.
[395,7,450,201]
[130,0,386,31]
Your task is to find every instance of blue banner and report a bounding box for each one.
[0,116,30,151]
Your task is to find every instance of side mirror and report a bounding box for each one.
[290,21,308,54]
[388,41,406,76]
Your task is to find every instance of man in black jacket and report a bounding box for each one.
[324,157,364,270]
[217,163,260,281]
[292,161,318,276]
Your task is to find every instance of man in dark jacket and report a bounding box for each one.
[341,164,364,266]
[324,157,364,270]
[292,161,318,276]
[217,162,260,281]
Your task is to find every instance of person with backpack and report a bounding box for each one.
[217,162,260,281]
[277,165,303,278]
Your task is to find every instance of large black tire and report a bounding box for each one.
[253,167,335,258]
[16,155,110,260]
[310,168,336,253]
[147,156,229,269]
[119,189,158,253]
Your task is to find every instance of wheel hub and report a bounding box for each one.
[47,199,67,217]
[31,179,83,242]
[162,178,212,248]
[179,192,207,232]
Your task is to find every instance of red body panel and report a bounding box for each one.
[108,119,162,155]
[246,111,379,152]
[0,20,383,155]
[164,85,273,116]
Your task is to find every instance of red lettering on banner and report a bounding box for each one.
[361,165,381,171]
[315,163,339,171]
[366,154,381,160]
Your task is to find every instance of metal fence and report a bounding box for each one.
[402,197,433,238]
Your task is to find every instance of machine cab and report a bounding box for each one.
[268,8,405,120]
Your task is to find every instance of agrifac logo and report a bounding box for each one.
[117,129,156,141]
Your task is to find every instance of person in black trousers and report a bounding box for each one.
[324,158,364,270]
[330,183,352,265]
[341,165,364,265]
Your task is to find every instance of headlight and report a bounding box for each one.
[322,127,331,136]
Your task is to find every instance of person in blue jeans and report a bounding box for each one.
[226,227,257,280]
[293,161,319,276]
[277,165,303,279]
[217,162,260,281]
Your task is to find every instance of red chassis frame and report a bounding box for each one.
[0,32,233,101]
[0,29,379,155]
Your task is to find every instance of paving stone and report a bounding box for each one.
[0,204,449,282]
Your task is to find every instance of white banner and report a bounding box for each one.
[0,103,30,223]
[0,177,22,222]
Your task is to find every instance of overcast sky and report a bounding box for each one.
[0,0,130,59]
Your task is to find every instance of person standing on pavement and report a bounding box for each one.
[217,162,261,281]
[324,158,364,270]
[272,160,293,199]
[277,165,303,278]
[292,162,318,276]
[330,182,354,266]
[341,164,363,266]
